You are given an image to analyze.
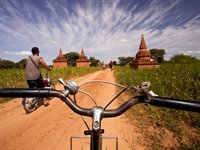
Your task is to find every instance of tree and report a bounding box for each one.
[169,54,200,64]
[0,60,15,68]
[113,61,117,66]
[149,49,166,63]
[89,57,99,66]
[118,57,134,66]
[15,59,26,68]
[64,52,79,66]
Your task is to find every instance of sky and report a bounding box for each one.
[0,0,200,64]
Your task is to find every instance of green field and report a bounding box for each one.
[0,67,101,88]
[115,63,200,149]
[0,67,101,103]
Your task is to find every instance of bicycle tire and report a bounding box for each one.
[23,97,39,113]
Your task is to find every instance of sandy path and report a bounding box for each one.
[0,69,144,150]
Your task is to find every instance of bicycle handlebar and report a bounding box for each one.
[150,97,200,112]
[0,88,200,117]
[0,88,93,116]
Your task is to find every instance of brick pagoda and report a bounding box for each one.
[53,48,68,68]
[130,34,159,69]
[76,49,90,67]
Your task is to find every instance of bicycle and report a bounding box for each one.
[0,79,200,150]
[21,72,55,113]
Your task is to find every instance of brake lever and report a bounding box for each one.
[130,82,155,102]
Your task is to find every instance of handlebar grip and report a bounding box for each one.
[0,88,93,117]
[150,97,200,112]
[0,88,51,98]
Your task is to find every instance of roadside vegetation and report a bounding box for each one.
[115,55,200,149]
[0,67,101,103]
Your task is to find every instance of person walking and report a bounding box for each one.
[24,47,51,106]
[109,60,113,71]
[101,61,105,70]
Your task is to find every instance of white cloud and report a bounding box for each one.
[51,41,58,44]
[120,39,129,42]
[4,51,31,56]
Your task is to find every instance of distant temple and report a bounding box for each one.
[130,34,159,69]
[53,48,68,68]
[76,49,90,67]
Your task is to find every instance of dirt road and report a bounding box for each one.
[0,69,144,150]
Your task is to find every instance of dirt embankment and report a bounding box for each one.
[0,69,145,150]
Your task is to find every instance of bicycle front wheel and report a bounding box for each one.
[22,97,39,113]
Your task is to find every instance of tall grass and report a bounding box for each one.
[115,63,200,101]
[0,67,101,103]
[0,67,101,88]
[115,63,200,148]
[0,69,26,88]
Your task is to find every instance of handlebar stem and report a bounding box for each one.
[92,107,103,131]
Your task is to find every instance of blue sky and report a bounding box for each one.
[0,0,200,64]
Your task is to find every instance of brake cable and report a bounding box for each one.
[104,87,128,110]
[81,115,92,135]
[79,80,126,88]
[74,80,129,135]
[73,89,97,135]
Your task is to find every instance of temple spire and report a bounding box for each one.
[53,48,68,68]
[80,48,86,58]
[59,48,63,57]
[76,48,89,67]
[139,34,148,50]
[130,34,159,69]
